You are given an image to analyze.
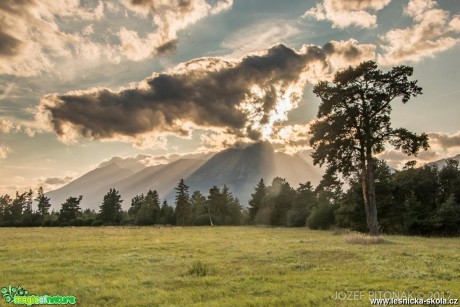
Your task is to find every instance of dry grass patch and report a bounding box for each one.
[345,232,387,245]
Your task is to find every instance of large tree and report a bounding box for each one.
[309,61,428,235]
[35,186,51,216]
[59,196,83,223]
[135,190,161,225]
[175,179,190,226]
[99,188,123,224]
[248,179,267,223]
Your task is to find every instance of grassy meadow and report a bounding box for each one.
[0,227,459,306]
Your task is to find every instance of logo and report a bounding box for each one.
[1,285,76,305]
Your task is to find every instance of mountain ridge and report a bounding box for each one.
[47,142,322,210]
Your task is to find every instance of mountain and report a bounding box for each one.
[110,158,207,207]
[426,154,460,169]
[182,142,322,205]
[46,163,135,210]
[47,142,322,210]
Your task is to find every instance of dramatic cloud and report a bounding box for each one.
[378,0,460,65]
[38,44,328,145]
[37,40,375,147]
[267,123,313,155]
[118,0,233,59]
[322,39,376,69]
[304,0,391,29]
[0,0,111,76]
[0,0,233,76]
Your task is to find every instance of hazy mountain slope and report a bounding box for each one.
[46,163,135,210]
[113,158,207,209]
[186,142,275,189]
[98,155,149,173]
[47,142,323,210]
[274,152,322,187]
[182,142,321,206]
[427,154,460,169]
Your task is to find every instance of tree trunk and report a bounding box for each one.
[205,204,214,226]
[361,158,379,236]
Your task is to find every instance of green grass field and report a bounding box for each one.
[0,227,458,306]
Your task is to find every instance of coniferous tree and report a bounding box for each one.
[267,177,295,226]
[190,191,209,225]
[310,61,428,235]
[21,189,34,226]
[432,194,460,235]
[99,188,123,224]
[35,186,51,216]
[248,179,267,224]
[8,191,31,225]
[0,194,12,226]
[222,187,242,225]
[129,194,144,217]
[438,159,460,204]
[136,190,161,225]
[160,200,175,225]
[175,179,190,226]
[207,186,222,225]
[59,196,83,224]
[288,182,316,227]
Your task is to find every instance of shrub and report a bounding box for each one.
[50,220,60,227]
[307,203,335,230]
[187,261,209,276]
[83,218,94,226]
[91,220,104,227]
[42,220,52,227]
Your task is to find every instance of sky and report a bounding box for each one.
[0,0,459,195]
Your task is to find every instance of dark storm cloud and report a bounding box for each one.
[39,44,328,141]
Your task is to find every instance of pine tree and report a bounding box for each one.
[160,200,175,225]
[310,61,428,235]
[288,182,316,227]
[248,179,267,223]
[267,177,295,226]
[207,186,222,225]
[135,190,161,225]
[35,186,51,216]
[99,188,123,224]
[128,194,144,216]
[59,196,83,224]
[174,179,190,226]
[190,191,209,225]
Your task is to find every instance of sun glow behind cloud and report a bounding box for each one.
[1,0,460,196]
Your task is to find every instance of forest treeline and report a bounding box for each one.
[0,159,459,236]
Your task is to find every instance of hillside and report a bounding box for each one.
[47,143,322,210]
